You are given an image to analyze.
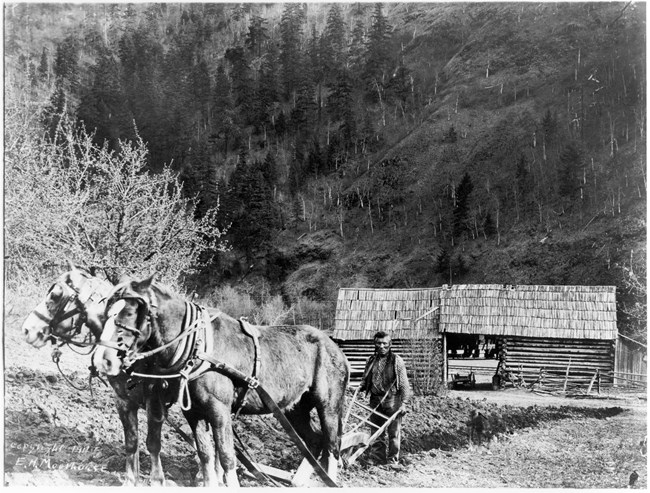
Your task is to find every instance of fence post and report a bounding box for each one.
[587,370,598,395]
[563,358,572,393]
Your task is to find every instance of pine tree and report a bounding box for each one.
[289,144,306,195]
[245,15,268,58]
[279,3,305,101]
[307,25,324,120]
[515,154,533,202]
[225,46,254,123]
[453,172,474,239]
[262,151,278,186]
[255,43,280,132]
[42,85,68,143]
[212,64,239,156]
[558,142,582,199]
[348,19,366,81]
[53,35,79,91]
[77,46,129,151]
[229,156,278,260]
[437,248,450,274]
[190,58,212,119]
[38,47,49,82]
[363,3,392,95]
[290,75,317,133]
[328,67,356,147]
[307,138,324,177]
[322,4,346,81]
[541,108,558,145]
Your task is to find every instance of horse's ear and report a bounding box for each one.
[136,273,156,291]
[66,259,78,271]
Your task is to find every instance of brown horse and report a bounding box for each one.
[94,276,350,487]
[21,266,216,486]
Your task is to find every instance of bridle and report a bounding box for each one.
[33,273,109,347]
[103,285,209,379]
[102,285,159,368]
[101,283,218,412]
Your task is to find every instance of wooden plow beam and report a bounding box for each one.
[168,384,403,487]
[266,386,403,486]
[195,352,340,487]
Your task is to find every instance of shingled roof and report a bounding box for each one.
[332,288,441,340]
[333,284,618,341]
[439,284,617,340]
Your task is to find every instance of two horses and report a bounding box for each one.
[22,268,350,486]
[21,266,211,485]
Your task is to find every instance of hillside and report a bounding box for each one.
[3,2,646,341]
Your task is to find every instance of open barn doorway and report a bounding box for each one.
[444,334,501,389]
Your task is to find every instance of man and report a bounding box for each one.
[359,331,412,464]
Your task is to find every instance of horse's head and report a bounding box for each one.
[94,275,158,376]
[22,264,112,348]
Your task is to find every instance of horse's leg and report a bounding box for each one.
[209,402,239,488]
[184,412,221,487]
[115,397,140,486]
[145,396,166,486]
[316,403,344,482]
[285,399,322,455]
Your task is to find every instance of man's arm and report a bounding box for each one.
[394,354,412,410]
[358,356,374,392]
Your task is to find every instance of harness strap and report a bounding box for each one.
[233,318,262,418]
[176,308,216,411]
[128,312,204,364]
[124,307,220,412]
[195,350,339,488]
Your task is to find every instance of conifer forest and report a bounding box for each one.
[4,3,647,341]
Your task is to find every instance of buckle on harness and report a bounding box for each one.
[246,376,260,389]
[180,359,196,380]
[51,347,62,364]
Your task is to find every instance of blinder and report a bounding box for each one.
[33,278,85,340]
[102,286,158,370]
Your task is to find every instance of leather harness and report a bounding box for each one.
[112,295,338,487]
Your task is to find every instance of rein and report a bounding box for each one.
[50,346,108,398]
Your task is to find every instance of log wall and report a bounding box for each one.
[503,336,615,386]
[335,338,443,395]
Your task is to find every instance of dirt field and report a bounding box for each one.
[3,309,647,488]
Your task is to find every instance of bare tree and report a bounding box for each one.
[5,104,227,289]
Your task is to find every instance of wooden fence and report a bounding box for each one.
[614,336,647,389]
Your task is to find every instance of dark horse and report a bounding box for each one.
[94,276,350,487]
[21,265,214,486]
